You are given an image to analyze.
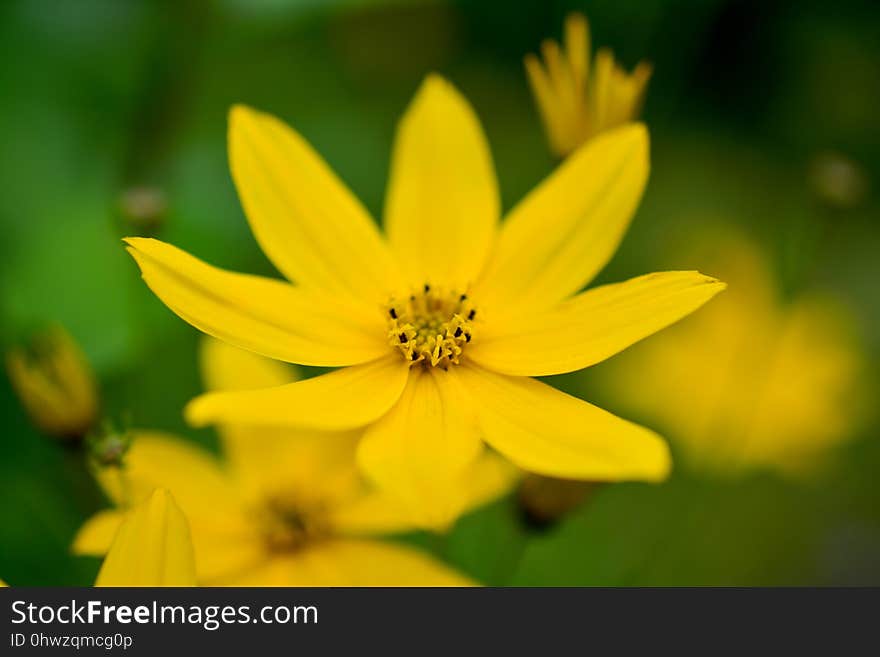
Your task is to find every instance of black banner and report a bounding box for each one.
[2,587,877,654]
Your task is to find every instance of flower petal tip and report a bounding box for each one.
[623,121,649,146]
[122,236,147,249]
[699,273,728,294]
[228,103,258,124]
[420,72,450,90]
[182,396,211,428]
[414,73,464,108]
[648,440,673,482]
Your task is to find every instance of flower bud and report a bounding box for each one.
[6,325,99,440]
[87,419,132,467]
[119,185,167,234]
[517,474,598,528]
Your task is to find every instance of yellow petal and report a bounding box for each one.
[200,335,298,392]
[454,450,520,511]
[229,104,399,303]
[327,488,419,536]
[331,450,517,535]
[223,423,363,507]
[71,510,124,556]
[191,531,267,585]
[524,53,568,157]
[199,337,363,501]
[218,539,475,586]
[186,356,409,431]
[95,489,197,587]
[94,431,244,520]
[474,124,649,315]
[454,364,670,481]
[591,48,615,131]
[356,367,483,531]
[385,75,499,290]
[125,237,386,367]
[564,12,590,94]
[468,271,726,375]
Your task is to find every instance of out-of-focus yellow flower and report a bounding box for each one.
[124,75,723,528]
[602,232,865,477]
[96,489,197,587]
[75,339,507,586]
[525,12,652,158]
[6,325,99,439]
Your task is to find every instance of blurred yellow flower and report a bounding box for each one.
[75,338,504,585]
[525,12,652,158]
[124,74,724,527]
[96,488,197,587]
[602,233,865,477]
[6,325,99,439]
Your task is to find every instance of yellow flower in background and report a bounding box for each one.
[6,325,99,439]
[124,74,724,527]
[602,232,866,477]
[96,488,197,587]
[525,12,652,158]
[75,338,504,585]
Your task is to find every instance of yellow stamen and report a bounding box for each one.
[387,285,476,368]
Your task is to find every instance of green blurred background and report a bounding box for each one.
[1,0,878,585]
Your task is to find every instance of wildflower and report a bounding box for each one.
[602,231,865,477]
[75,338,506,585]
[124,74,724,526]
[525,12,652,157]
[6,325,99,439]
[95,488,197,586]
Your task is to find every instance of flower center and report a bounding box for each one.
[258,495,329,553]
[387,284,476,368]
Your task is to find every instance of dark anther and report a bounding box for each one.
[411,352,419,361]
[399,332,408,343]
[454,327,463,337]
[410,295,416,301]
[465,333,472,342]
[459,294,468,301]
[468,309,476,320]
[424,283,430,293]
[389,308,397,319]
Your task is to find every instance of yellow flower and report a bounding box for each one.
[6,325,99,439]
[124,74,724,527]
[74,338,504,585]
[602,232,865,477]
[525,12,652,157]
[96,488,197,587]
